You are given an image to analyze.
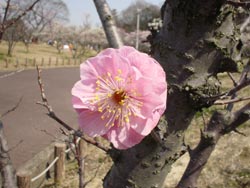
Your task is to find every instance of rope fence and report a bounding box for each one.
[17,138,82,188]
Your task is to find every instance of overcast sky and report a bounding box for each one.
[62,0,164,26]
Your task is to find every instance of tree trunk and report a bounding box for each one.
[93,0,123,48]
[103,0,247,187]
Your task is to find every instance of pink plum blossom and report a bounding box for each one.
[72,46,167,149]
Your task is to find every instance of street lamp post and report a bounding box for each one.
[135,9,140,50]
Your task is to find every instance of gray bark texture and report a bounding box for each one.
[102,0,250,188]
[93,0,123,48]
[0,121,18,188]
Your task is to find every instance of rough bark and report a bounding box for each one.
[0,121,18,188]
[103,0,248,188]
[93,0,123,48]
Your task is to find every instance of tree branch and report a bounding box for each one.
[214,96,250,105]
[177,103,250,188]
[36,66,109,153]
[223,102,250,134]
[4,0,41,30]
[93,0,123,48]
[0,121,18,188]
[0,97,22,118]
[226,63,250,97]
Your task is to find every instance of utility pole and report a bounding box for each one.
[135,9,140,50]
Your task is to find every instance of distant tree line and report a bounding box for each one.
[0,0,162,57]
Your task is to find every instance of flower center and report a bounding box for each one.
[92,70,143,127]
[112,90,126,105]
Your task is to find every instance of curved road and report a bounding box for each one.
[0,67,79,169]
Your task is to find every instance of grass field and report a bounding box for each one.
[0,41,97,70]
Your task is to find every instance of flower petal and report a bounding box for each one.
[130,110,162,136]
[71,80,96,110]
[105,125,145,149]
[118,46,136,57]
[127,76,167,118]
[82,50,131,80]
[78,110,110,137]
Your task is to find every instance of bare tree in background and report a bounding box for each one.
[21,0,69,52]
[3,19,25,56]
[93,0,250,188]
[0,0,41,41]
[0,0,68,52]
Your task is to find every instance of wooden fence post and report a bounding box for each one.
[25,58,28,67]
[56,57,58,66]
[15,59,19,68]
[5,58,8,68]
[41,57,44,66]
[17,172,31,188]
[54,143,66,184]
[68,58,70,65]
[49,57,51,66]
[33,58,36,67]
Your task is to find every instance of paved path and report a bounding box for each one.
[0,67,79,169]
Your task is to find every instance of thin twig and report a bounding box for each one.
[74,136,85,188]
[1,97,23,118]
[227,72,237,86]
[214,96,250,105]
[1,0,42,32]
[36,66,109,152]
[233,129,247,136]
[226,63,250,97]
[7,139,23,153]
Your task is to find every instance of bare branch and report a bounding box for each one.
[233,128,247,136]
[36,66,109,152]
[223,102,250,134]
[227,72,237,86]
[93,0,123,48]
[1,97,22,118]
[1,0,42,32]
[226,63,250,96]
[0,121,18,188]
[7,140,23,153]
[214,96,250,105]
[2,0,11,24]
[178,102,250,188]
